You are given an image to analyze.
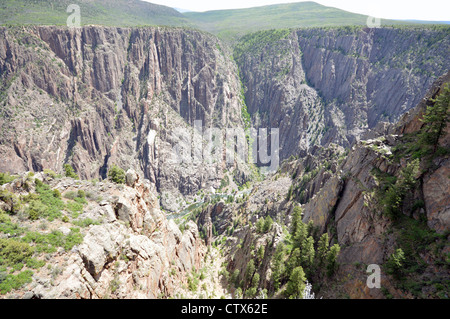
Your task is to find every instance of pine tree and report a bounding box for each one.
[256,217,264,234]
[286,266,307,299]
[290,206,303,237]
[419,83,450,152]
[285,248,300,279]
[271,243,285,292]
[326,244,341,277]
[63,164,79,179]
[300,236,315,273]
[293,220,308,250]
[263,215,273,233]
[245,259,255,288]
[316,233,329,269]
[108,164,126,184]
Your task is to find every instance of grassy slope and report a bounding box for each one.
[184,1,426,41]
[0,0,192,27]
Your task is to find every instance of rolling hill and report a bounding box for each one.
[0,0,192,27]
[184,1,432,41]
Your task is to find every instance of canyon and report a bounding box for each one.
[0,24,449,299]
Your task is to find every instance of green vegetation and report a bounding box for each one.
[419,83,450,153]
[0,233,68,294]
[0,0,191,28]
[0,238,34,266]
[385,248,406,279]
[22,228,83,253]
[234,29,291,62]
[63,164,79,179]
[0,171,90,295]
[185,2,417,42]
[285,266,307,299]
[392,83,450,163]
[0,188,21,214]
[255,215,273,234]
[0,211,25,237]
[384,214,449,297]
[365,85,450,297]
[108,165,126,184]
[271,206,341,298]
[0,270,33,295]
[219,175,230,191]
[378,159,420,220]
[25,179,65,221]
[0,172,16,185]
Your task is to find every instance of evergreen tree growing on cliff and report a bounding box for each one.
[419,83,450,152]
[108,165,126,184]
[326,244,341,277]
[286,266,307,299]
[271,243,286,292]
[63,164,78,179]
[316,233,329,270]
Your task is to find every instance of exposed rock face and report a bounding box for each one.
[1,26,448,211]
[423,159,450,233]
[1,24,449,300]
[7,170,206,299]
[196,71,450,299]
[0,26,249,211]
[236,27,450,162]
[300,71,450,297]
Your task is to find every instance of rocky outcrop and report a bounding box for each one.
[299,71,450,298]
[2,170,205,299]
[423,159,450,233]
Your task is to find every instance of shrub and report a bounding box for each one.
[255,217,264,234]
[0,239,34,266]
[0,270,33,295]
[108,165,126,184]
[66,201,84,218]
[21,228,83,253]
[26,258,45,269]
[386,248,406,279]
[0,211,24,237]
[64,228,83,251]
[73,218,100,228]
[32,180,65,221]
[26,200,47,221]
[263,216,273,233]
[0,172,15,185]
[63,164,79,179]
[63,191,78,200]
[0,188,21,214]
[43,169,57,179]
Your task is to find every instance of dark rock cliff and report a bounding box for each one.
[0,26,249,210]
[235,27,450,162]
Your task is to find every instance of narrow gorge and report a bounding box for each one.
[0,23,449,299]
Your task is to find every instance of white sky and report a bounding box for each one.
[144,0,450,21]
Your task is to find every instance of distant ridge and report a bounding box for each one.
[0,0,192,27]
[0,0,446,41]
[183,1,442,41]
